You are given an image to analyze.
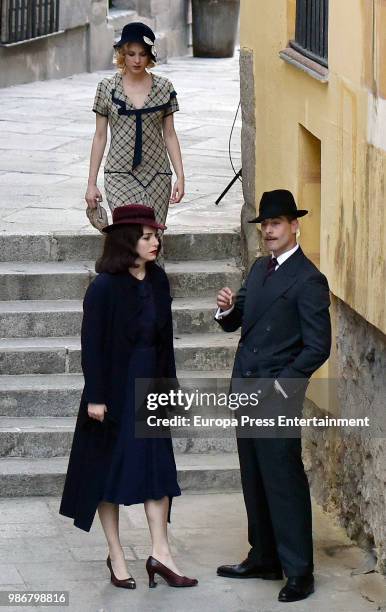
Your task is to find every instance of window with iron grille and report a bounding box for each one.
[0,0,60,45]
[290,0,328,67]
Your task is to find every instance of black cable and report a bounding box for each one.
[215,100,243,205]
[228,100,242,182]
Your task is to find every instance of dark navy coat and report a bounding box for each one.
[59,263,176,531]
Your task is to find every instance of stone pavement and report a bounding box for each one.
[0,55,243,234]
[0,492,385,612]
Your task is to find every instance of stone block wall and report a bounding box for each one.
[89,0,116,72]
[137,0,189,58]
[303,295,386,573]
[112,0,137,8]
[0,0,114,88]
[59,0,90,30]
[0,26,89,88]
[0,0,189,88]
[239,48,262,273]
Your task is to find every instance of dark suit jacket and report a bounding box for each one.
[59,262,176,531]
[217,247,331,400]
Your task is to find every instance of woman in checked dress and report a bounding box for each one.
[85,22,184,230]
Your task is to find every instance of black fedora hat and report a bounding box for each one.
[248,190,308,223]
[114,22,157,61]
[102,204,166,234]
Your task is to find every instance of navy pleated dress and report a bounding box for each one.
[101,276,181,512]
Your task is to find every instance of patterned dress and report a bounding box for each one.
[92,71,179,225]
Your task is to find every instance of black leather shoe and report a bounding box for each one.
[278,575,314,602]
[217,558,283,580]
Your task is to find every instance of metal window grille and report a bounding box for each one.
[290,0,328,67]
[0,0,60,45]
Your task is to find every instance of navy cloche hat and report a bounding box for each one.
[248,190,308,223]
[114,22,157,62]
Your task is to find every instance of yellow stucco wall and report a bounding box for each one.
[240,0,386,334]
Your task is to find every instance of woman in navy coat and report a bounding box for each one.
[59,204,197,590]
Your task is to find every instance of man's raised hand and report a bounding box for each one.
[217,287,235,311]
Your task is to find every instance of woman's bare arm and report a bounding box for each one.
[163,114,184,203]
[85,114,108,208]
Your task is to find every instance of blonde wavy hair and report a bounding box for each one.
[113,42,156,73]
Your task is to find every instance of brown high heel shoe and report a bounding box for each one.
[146,556,198,588]
[106,555,136,589]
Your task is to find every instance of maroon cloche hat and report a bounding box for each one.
[102,204,167,233]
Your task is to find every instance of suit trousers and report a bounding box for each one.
[236,434,313,577]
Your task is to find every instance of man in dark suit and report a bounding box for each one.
[215,190,331,602]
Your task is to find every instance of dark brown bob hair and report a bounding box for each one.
[95,224,161,274]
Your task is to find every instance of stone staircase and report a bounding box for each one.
[0,230,242,497]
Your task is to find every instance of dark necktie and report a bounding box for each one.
[263,257,278,284]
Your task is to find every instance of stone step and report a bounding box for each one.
[0,260,241,300]
[174,332,238,370]
[107,8,138,37]
[0,370,232,417]
[0,262,92,301]
[0,417,237,458]
[0,297,222,338]
[173,297,220,334]
[0,300,82,338]
[168,260,241,299]
[0,374,83,417]
[173,435,237,455]
[0,332,239,375]
[0,454,241,496]
[0,231,240,263]
[0,417,75,458]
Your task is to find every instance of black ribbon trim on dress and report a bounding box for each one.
[104,170,172,190]
[112,89,177,170]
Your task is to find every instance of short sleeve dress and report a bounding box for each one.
[92,72,179,226]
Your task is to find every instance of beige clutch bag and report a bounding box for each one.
[86,203,108,233]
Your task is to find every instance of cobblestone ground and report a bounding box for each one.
[0,493,385,612]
